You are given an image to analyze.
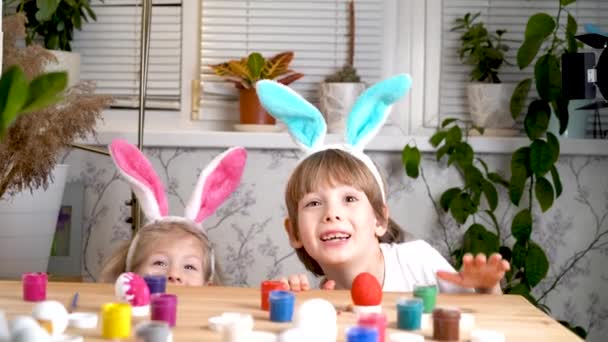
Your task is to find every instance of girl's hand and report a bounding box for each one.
[278,274,336,291]
[436,253,510,293]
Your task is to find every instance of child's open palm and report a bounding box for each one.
[436,253,510,293]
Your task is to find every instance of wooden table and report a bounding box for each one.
[0,281,580,341]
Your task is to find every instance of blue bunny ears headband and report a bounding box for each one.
[256,74,413,202]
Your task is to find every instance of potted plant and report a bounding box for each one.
[209,51,303,128]
[0,14,111,278]
[318,0,366,133]
[510,0,582,138]
[8,0,100,87]
[451,12,515,133]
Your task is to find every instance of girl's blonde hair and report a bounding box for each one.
[100,221,221,284]
[285,149,405,276]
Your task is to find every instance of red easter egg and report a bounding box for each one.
[350,272,382,306]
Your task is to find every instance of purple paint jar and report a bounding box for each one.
[22,272,47,302]
[151,294,177,327]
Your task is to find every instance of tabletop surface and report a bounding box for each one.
[0,281,581,341]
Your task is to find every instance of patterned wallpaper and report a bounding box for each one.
[62,146,608,341]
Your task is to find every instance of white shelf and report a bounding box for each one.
[86,129,608,156]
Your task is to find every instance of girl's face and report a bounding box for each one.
[135,233,206,286]
[293,182,387,268]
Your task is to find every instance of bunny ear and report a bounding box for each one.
[256,80,326,152]
[109,139,168,220]
[346,74,412,149]
[184,147,247,224]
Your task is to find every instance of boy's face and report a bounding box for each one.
[135,234,206,286]
[289,183,387,268]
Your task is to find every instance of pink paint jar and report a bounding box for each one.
[22,272,47,302]
[358,312,388,342]
[151,294,177,327]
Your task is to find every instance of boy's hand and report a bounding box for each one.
[436,253,510,293]
[278,274,336,291]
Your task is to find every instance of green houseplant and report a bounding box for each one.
[11,0,99,51]
[210,51,303,126]
[401,1,588,337]
[451,12,515,131]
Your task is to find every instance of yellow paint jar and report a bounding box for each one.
[101,303,131,339]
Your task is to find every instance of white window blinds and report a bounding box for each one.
[72,0,182,110]
[198,0,385,124]
[440,0,608,137]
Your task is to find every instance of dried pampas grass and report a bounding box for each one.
[1,14,113,198]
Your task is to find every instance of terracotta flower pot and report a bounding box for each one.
[239,88,275,125]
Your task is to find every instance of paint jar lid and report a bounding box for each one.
[432,307,461,320]
[396,298,423,311]
[22,273,48,284]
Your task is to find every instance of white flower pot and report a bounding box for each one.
[0,165,69,279]
[319,82,366,133]
[467,83,516,129]
[45,50,81,88]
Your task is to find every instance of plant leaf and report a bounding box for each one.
[445,125,462,145]
[560,0,577,6]
[510,78,532,119]
[488,172,510,188]
[524,100,551,140]
[535,176,555,212]
[517,13,556,69]
[550,165,563,198]
[565,13,578,53]
[512,209,532,242]
[546,132,560,164]
[462,224,500,256]
[449,142,474,168]
[509,147,531,205]
[35,0,60,21]
[449,192,476,224]
[511,240,527,269]
[442,118,458,128]
[524,242,549,287]
[440,188,462,212]
[263,51,294,79]
[482,179,498,211]
[552,97,570,135]
[402,145,421,179]
[535,54,562,101]
[430,131,446,147]
[247,52,265,81]
[530,139,553,176]
[21,72,68,113]
[0,66,29,134]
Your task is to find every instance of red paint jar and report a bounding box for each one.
[260,280,287,311]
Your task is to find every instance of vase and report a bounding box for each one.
[45,50,81,88]
[239,88,275,125]
[0,164,69,279]
[467,83,516,129]
[319,82,366,133]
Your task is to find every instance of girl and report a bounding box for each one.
[255,74,509,293]
[100,139,247,286]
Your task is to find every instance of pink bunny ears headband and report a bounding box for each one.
[256,74,412,202]
[109,139,247,271]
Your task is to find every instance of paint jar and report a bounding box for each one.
[346,326,379,342]
[101,303,131,339]
[413,284,437,313]
[268,290,295,322]
[396,298,423,330]
[151,294,178,327]
[260,280,286,311]
[22,273,47,302]
[144,275,167,294]
[432,308,461,341]
[357,312,388,342]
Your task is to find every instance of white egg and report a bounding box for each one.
[31,301,69,336]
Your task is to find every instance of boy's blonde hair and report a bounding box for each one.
[285,149,405,276]
[100,221,221,284]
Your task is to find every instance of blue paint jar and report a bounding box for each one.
[143,275,167,294]
[396,298,423,330]
[269,290,295,322]
[346,326,379,342]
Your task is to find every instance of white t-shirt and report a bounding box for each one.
[380,240,472,293]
